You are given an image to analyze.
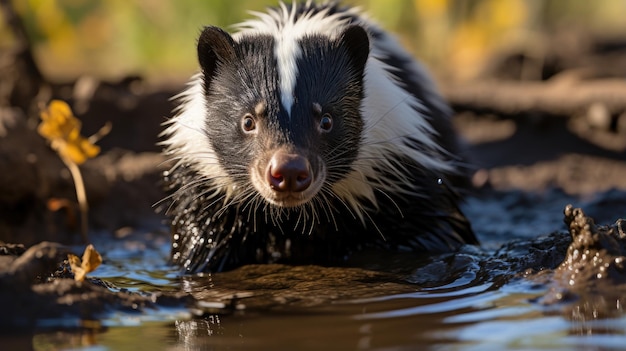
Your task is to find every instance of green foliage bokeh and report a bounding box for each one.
[6,0,626,82]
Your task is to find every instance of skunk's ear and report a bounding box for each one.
[197,26,237,87]
[337,25,370,78]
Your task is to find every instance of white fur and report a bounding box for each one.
[161,76,233,195]
[236,2,351,117]
[333,27,455,217]
[164,2,456,222]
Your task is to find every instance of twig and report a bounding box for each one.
[61,156,89,242]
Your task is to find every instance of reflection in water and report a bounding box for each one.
[354,290,505,320]
[175,316,225,349]
[564,294,626,341]
[32,329,100,351]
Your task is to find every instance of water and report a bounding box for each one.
[9,189,626,350]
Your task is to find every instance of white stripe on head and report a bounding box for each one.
[235,2,352,119]
[274,3,300,117]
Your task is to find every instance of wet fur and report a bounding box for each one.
[161,1,478,273]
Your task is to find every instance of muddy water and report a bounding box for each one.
[21,189,626,350]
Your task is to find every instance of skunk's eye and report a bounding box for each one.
[319,113,333,132]
[241,114,256,133]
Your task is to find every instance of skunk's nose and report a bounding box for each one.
[267,152,312,193]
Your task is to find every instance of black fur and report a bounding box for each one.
[164,2,478,273]
[167,159,475,273]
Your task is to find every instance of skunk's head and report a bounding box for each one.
[195,24,369,208]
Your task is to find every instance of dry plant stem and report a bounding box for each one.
[88,121,112,144]
[61,155,89,242]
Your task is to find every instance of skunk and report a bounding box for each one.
[161,1,478,273]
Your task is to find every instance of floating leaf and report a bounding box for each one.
[38,99,101,165]
[68,244,102,282]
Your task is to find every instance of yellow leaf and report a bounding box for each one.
[80,139,101,159]
[68,244,102,282]
[62,138,101,165]
[68,253,86,282]
[81,244,102,273]
[38,100,103,165]
[38,100,80,141]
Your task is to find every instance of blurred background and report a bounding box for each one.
[6,0,626,84]
[1,0,626,245]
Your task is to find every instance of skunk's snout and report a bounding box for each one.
[267,151,312,193]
